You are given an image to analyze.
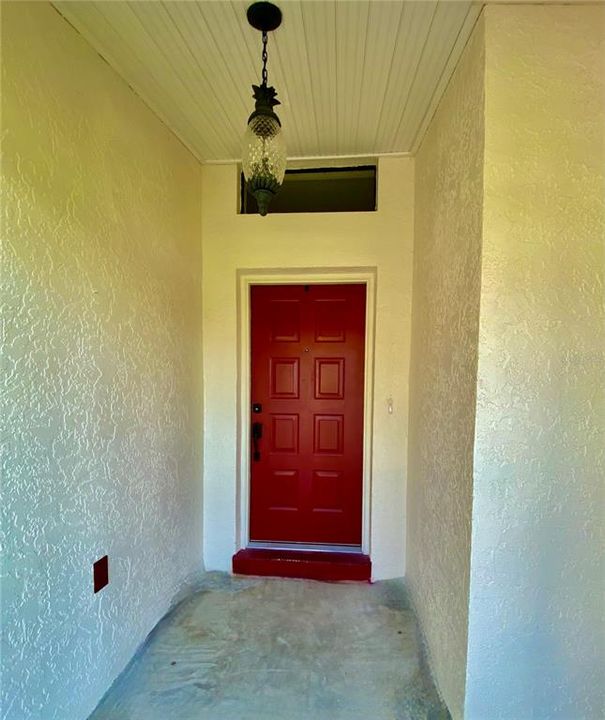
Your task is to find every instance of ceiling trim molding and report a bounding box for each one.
[205,151,412,166]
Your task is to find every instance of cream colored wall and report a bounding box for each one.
[407,18,484,720]
[466,6,605,718]
[1,4,203,719]
[201,157,414,580]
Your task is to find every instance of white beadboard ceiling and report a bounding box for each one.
[53,0,483,163]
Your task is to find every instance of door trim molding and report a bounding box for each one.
[236,267,376,556]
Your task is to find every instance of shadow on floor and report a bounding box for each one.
[89,573,450,720]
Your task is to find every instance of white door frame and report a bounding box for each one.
[236,267,376,555]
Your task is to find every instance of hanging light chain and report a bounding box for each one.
[261,30,268,86]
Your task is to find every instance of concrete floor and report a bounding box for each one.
[89,573,449,720]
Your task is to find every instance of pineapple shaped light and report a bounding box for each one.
[242,2,286,216]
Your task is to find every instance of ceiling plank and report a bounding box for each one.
[335,1,370,157]
[375,2,438,153]
[410,2,483,153]
[354,0,406,155]
[395,1,477,149]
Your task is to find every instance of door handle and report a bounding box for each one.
[252,422,263,461]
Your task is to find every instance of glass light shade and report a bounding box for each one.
[242,114,286,216]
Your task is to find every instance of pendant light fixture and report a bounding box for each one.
[242,2,286,216]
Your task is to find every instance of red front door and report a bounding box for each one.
[249,284,366,545]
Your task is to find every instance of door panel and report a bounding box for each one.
[250,284,366,545]
[270,358,299,398]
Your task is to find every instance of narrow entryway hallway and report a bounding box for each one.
[89,574,449,720]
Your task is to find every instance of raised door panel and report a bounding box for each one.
[315,358,345,399]
[314,299,346,342]
[270,358,299,398]
[270,300,301,342]
[313,414,344,455]
[270,414,299,454]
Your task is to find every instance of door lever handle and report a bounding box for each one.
[252,422,263,461]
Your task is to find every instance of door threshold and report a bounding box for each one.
[233,548,371,582]
[247,541,362,554]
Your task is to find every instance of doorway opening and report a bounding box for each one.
[234,270,375,580]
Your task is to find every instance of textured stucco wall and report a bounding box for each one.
[201,157,414,581]
[406,18,484,720]
[1,4,204,719]
[466,6,605,719]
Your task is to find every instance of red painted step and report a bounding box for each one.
[232,548,371,582]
